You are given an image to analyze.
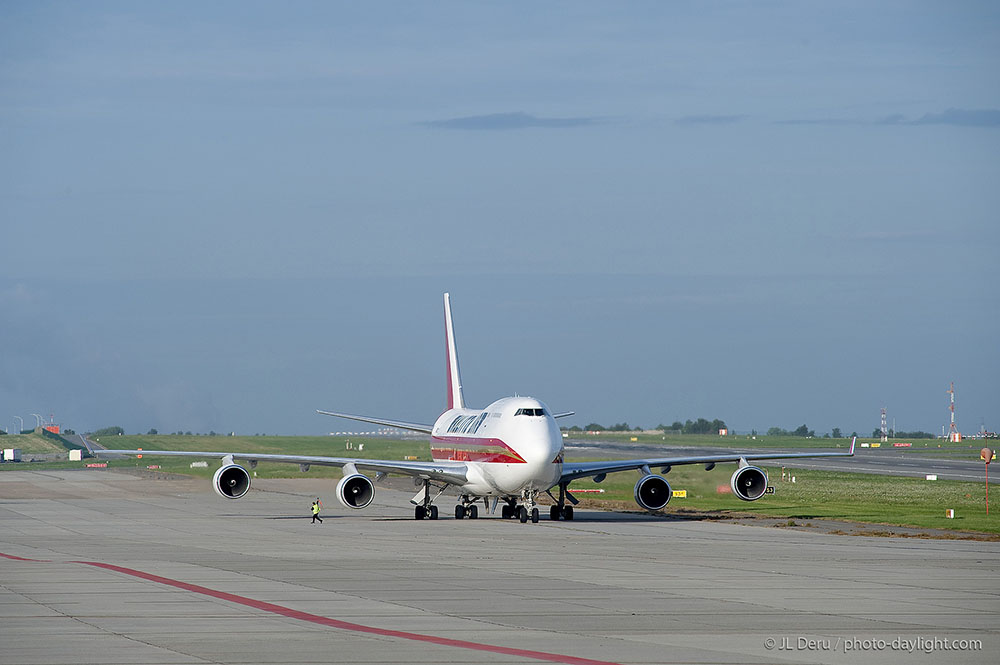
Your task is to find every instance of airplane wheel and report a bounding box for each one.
[415,506,426,520]
[550,506,561,521]
[501,504,512,519]
[531,508,540,523]
[518,507,528,523]
[562,506,574,521]
[429,505,439,520]
[455,505,465,519]
[468,505,478,519]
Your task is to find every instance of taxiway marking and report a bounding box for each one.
[1,552,622,665]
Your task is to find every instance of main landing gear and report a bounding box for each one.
[412,479,447,520]
[454,496,482,519]
[413,483,487,521]
[549,505,574,521]
[546,482,576,521]
[414,504,438,520]
[412,484,573,524]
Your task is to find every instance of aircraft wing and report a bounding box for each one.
[316,410,434,434]
[93,449,469,485]
[560,437,856,483]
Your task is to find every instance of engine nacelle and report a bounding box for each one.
[337,473,375,509]
[730,465,768,501]
[633,474,672,511]
[213,463,251,499]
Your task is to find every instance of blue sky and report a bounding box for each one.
[2,1,997,436]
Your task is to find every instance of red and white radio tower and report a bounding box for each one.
[880,407,888,443]
[947,382,960,442]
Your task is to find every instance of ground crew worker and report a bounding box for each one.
[311,499,323,524]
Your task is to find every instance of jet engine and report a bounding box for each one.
[730,465,768,501]
[337,472,375,509]
[633,474,672,511]
[213,463,251,499]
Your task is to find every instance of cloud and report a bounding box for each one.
[876,114,907,125]
[421,112,597,131]
[0,282,34,305]
[777,118,867,126]
[911,108,1000,127]
[675,114,746,125]
[839,229,940,242]
[783,109,1000,128]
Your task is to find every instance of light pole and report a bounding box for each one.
[13,416,23,435]
[983,448,994,517]
[30,413,43,429]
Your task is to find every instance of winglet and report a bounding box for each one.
[849,436,857,455]
[444,293,465,410]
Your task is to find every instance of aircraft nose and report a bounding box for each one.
[529,428,563,465]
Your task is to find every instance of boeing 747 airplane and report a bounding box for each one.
[97,293,854,523]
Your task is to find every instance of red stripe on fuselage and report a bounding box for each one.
[430,435,526,464]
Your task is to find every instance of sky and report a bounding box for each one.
[2,1,998,437]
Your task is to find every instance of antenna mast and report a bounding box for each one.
[947,382,961,442]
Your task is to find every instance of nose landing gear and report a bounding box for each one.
[499,490,540,523]
[499,488,570,524]
[517,505,540,523]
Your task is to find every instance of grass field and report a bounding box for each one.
[0,432,69,454]
[566,462,997,534]
[3,433,995,535]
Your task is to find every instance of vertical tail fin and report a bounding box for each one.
[444,293,465,410]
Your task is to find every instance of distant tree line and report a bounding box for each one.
[658,418,728,435]
[563,423,642,432]
[562,418,728,434]
[90,426,125,436]
[560,420,858,438]
[871,429,936,439]
[86,427,238,437]
[168,431,226,436]
[766,424,816,437]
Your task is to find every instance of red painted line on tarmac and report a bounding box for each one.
[1,552,621,665]
[0,552,50,562]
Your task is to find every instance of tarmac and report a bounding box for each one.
[1,468,998,665]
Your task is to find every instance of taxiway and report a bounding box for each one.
[1,469,998,665]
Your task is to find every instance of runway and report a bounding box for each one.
[565,439,992,482]
[2,469,998,665]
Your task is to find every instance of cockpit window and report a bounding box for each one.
[514,408,546,416]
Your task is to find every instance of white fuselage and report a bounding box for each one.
[429,396,564,496]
